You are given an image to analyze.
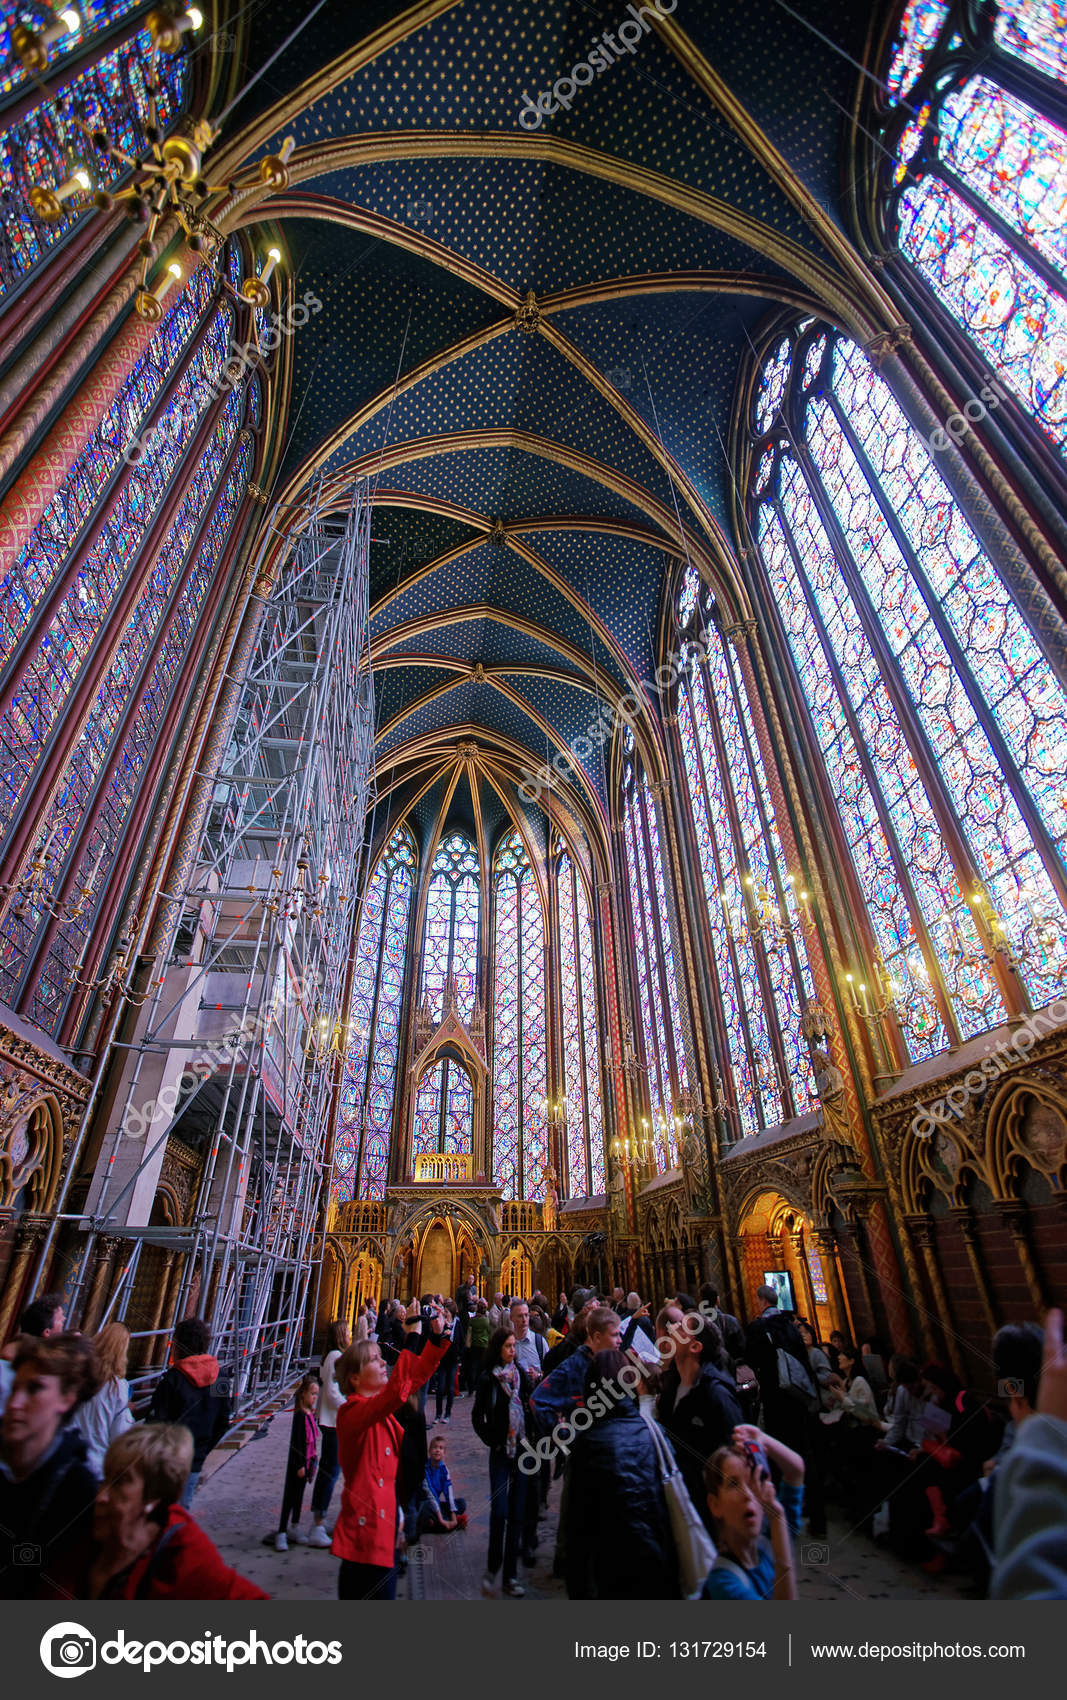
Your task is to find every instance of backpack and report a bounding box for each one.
[776,1344,817,1407]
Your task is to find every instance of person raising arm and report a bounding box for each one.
[702,1424,805,1601]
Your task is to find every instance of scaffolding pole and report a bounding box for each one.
[74,479,374,1413]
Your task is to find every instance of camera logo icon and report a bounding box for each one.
[998,1378,1024,1398]
[801,1541,831,1566]
[40,1623,97,1679]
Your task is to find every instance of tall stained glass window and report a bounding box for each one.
[421,831,479,1021]
[490,832,548,1201]
[0,254,254,1023]
[556,849,605,1197]
[0,12,189,299]
[749,324,1067,1060]
[882,0,1067,453]
[411,831,481,1168]
[333,827,416,1205]
[620,747,688,1170]
[675,570,816,1139]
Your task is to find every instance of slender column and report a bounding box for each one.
[0,293,225,707]
[79,1235,120,1332]
[18,435,248,1010]
[0,238,200,566]
[949,1207,999,1338]
[838,1218,877,1341]
[0,377,233,894]
[134,1248,177,1370]
[0,1220,44,1340]
[999,1205,1046,1313]
[867,1197,919,1356]
[812,1227,853,1340]
[908,1218,964,1377]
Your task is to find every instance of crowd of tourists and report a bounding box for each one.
[1,1281,1065,1600]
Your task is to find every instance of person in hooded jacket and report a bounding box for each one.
[147,1317,230,1508]
[656,1315,743,1532]
[0,1333,99,1599]
[41,1424,267,1600]
[563,1349,681,1600]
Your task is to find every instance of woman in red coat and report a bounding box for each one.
[332,1297,450,1599]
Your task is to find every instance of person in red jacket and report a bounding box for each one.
[41,1423,267,1600]
[332,1296,450,1599]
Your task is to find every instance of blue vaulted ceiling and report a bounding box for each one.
[220,0,886,841]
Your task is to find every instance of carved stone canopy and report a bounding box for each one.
[410,975,487,1081]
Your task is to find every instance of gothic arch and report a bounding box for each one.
[0,1088,63,1213]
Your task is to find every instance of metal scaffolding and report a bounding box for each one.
[67,479,374,1412]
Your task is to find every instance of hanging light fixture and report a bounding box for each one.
[20,4,304,318]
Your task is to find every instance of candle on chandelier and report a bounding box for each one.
[154,260,183,304]
[53,167,92,204]
[39,7,82,48]
[260,246,282,287]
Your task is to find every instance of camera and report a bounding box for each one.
[421,1305,437,1323]
[56,1637,94,1669]
[737,1438,770,1481]
[14,1542,40,1565]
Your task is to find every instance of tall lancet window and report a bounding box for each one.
[333,827,416,1204]
[749,324,1067,1061]
[556,849,605,1197]
[412,832,481,1164]
[882,0,1067,453]
[0,247,256,1034]
[1,9,190,301]
[675,570,816,1139]
[620,743,688,1170]
[491,832,548,1202]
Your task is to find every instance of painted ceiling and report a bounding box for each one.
[217,0,886,860]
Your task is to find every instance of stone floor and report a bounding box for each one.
[194,1385,974,1603]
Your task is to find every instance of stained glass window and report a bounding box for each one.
[556,850,605,1197]
[2,2,146,97]
[0,20,189,299]
[620,768,687,1170]
[490,832,548,1201]
[332,827,415,1204]
[0,294,235,844]
[882,0,1067,454]
[410,831,481,1170]
[421,831,479,1022]
[676,590,816,1139]
[749,322,1067,1060]
[21,428,253,1033]
[1,261,218,682]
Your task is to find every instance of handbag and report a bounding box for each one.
[640,1410,716,1599]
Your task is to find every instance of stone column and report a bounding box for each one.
[0,1220,44,1341]
[907,1218,964,1378]
[812,1228,854,1340]
[80,1235,120,1332]
[949,1208,999,1338]
[999,1205,1046,1313]
[838,1216,878,1342]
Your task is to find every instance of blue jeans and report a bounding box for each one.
[180,1470,200,1509]
[487,1452,526,1583]
[311,1426,339,1520]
